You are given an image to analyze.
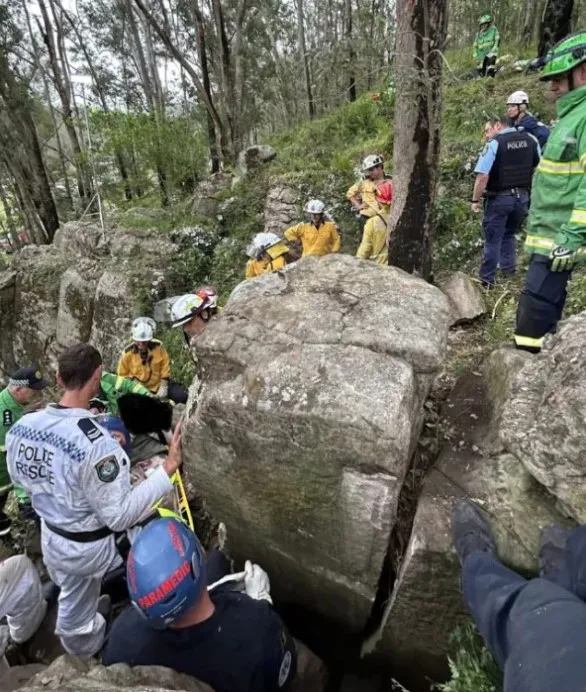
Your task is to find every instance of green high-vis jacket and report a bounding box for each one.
[99,371,151,415]
[524,86,586,258]
[473,25,500,63]
[0,387,24,497]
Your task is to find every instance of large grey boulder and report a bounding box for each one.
[15,654,213,691]
[264,179,302,236]
[238,145,277,175]
[56,263,101,349]
[368,361,568,688]
[183,254,451,631]
[440,271,486,326]
[501,312,586,521]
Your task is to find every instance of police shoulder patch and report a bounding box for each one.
[3,409,12,427]
[95,455,120,483]
[78,418,104,443]
[278,651,292,688]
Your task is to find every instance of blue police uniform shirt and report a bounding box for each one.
[102,588,297,692]
[475,127,541,175]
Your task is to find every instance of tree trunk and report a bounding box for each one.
[521,0,539,45]
[0,174,20,249]
[538,0,574,56]
[296,0,315,118]
[132,0,234,163]
[387,0,448,280]
[37,0,95,211]
[193,4,220,173]
[57,0,134,200]
[345,0,357,101]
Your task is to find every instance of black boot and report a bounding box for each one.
[539,523,570,582]
[451,499,496,566]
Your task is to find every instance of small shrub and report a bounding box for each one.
[434,622,502,692]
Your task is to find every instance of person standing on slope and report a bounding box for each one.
[347,155,387,233]
[472,116,540,288]
[506,90,550,149]
[474,14,500,78]
[356,181,393,264]
[515,32,586,352]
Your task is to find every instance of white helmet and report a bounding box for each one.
[132,317,156,342]
[361,154,384,172]
[171,294,205,328]
[246,232,282,258]
[507,90,529,105]
[304,199,326,215]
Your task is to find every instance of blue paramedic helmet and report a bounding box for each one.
[94,414,132,458]
[127,517,206,628]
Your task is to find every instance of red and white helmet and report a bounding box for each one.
[375,181,393,205]
[195,287,218,311]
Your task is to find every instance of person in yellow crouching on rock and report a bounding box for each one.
[245,232,290,278]
[284,199,341,257]
[117,317,188,404]
[356,180,393,264]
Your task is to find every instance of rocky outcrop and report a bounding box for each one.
[90,271,135,370]
[367,350,568,688]
[0,223,180,375]
[190,173,233,218]
[13,655,213,691]
[56,263,100,349]
[11,246,69,373]
[238,145,277,175]
[264,179,302,236]
[0,272,16,378]
[440,272,486,326]
[183,254,451,632]
[501,313,586,522]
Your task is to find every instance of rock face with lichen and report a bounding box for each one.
[183,254,451,632]
[0,222,179,374]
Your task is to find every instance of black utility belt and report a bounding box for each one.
[486,188,529,198]
[45,521,113,543]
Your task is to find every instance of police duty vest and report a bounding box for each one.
[486,130,537,193]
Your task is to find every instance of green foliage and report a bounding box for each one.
[269,95,392,174]
[563,269,586,318]
[434,622,502,692]
[91,111,208,202]
[158,325,196,387]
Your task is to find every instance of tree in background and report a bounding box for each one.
[387,0,448,280]
[538,0,575,56]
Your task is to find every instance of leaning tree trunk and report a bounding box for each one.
[387,0,448,280]
[538,0,574,56]
[296,0,315,119]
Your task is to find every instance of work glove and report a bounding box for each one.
[244,560,273,604]
[156,381,169,400]
[550,245,579,272]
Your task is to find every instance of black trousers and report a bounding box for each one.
[515,254,572,352]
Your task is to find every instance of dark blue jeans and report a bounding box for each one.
[480,193,529,285]
[462,526,586,692]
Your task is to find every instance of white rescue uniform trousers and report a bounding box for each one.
[0,555,47,643]
[42,524,124,658]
